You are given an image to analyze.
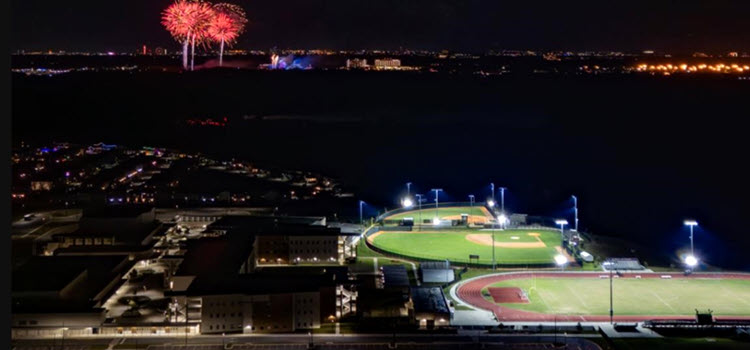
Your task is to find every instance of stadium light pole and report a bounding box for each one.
[406,182,412,197]
[684,220,699,271]
[492,221,496,271]
[499,187,506,213]
[359,200,365,226]
[555,219,568,246]
[416,194,423,231]
[684,220,698,256]
[431,189,443,224]
[572,195,578,232]
[468,194,475,216]
[609,267,614,324]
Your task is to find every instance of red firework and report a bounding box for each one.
[209,4,247,44]
[207,12,240,44]
[161,0,215,41]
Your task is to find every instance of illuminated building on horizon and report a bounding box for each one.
[346,58,368,69]
[374,58,401,70]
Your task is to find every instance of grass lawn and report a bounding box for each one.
[384,206,489,222]
[483,277,750,316]
[370,229,561,265]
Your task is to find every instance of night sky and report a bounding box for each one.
[11,0,750,53]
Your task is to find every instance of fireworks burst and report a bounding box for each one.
[161,0,216,70]
[209,3,248,66]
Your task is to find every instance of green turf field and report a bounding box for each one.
[483,277,750,316]
[384,206,489,222]
[369,229,561,265]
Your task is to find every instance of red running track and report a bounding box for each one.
[456,271,750,322]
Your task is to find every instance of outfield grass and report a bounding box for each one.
[483,277,750,316]
[384,206,489,222]
[370,229,561,265]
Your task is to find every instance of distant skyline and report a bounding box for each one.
[11,0,750,53]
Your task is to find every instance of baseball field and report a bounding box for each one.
[368,229,565,265]
[373,206,567,265]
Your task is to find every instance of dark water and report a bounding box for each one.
[12,69,750,270]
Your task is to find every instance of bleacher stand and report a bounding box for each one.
[602,258,645,271]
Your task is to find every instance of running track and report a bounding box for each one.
[456,271,750,322]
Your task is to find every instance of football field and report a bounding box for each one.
[483,276,750,316]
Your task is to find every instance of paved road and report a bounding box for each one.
[12,333,602,350]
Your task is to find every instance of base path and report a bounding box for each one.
[465,232,547,248]
[456,271,750,322]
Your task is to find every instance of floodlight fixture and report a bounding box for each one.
[685,255,698,267]
[402,197,414,208]
[554,254,568,266]
[498,214,509,226]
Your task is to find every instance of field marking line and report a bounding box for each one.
[564,283,590,311]
[648,290,676,313]
[530,286,552,313]
[720,285,750,307]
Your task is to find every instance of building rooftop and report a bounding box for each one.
[174,232,255,277]
[208,215,355,236]
[382,265,410,288]
[12,255,132,314]
[181,266,347,296]
[55,218,163,245]
[411,287,450,315]
[419,261,454,284]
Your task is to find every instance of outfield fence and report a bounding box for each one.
[376,202,492,222]
[362,225,557,268]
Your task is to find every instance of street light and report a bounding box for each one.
[431,188,443,225]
